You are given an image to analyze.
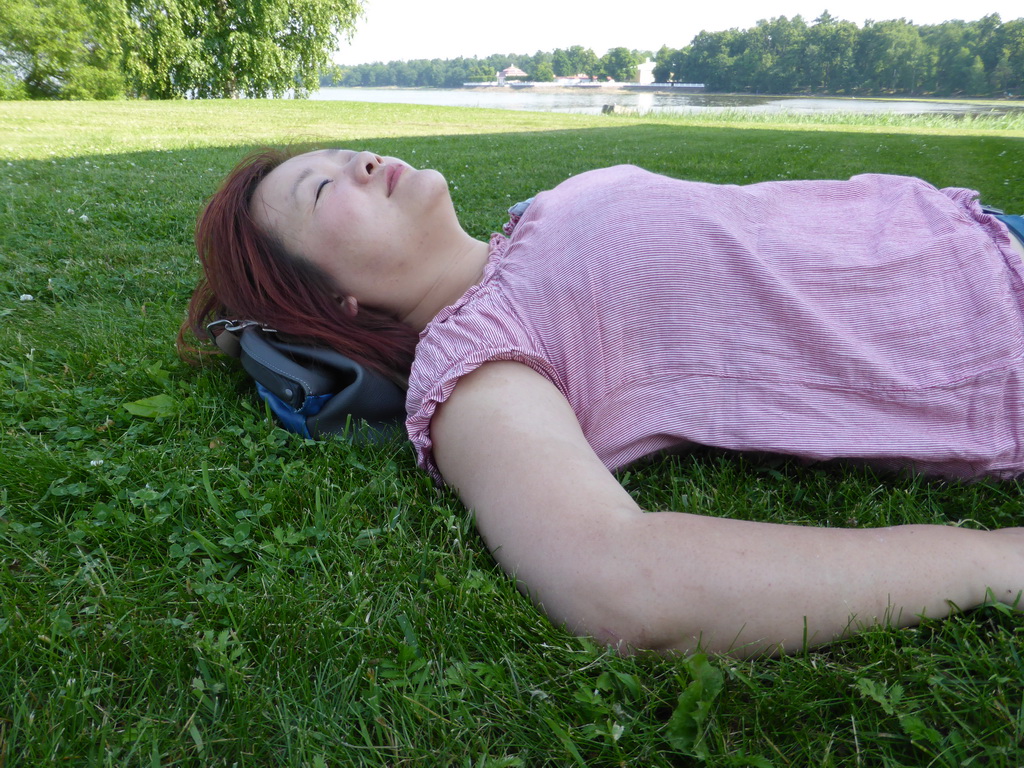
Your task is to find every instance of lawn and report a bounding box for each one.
[2,99,1024,766]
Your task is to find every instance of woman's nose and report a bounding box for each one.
[349,151,384,182]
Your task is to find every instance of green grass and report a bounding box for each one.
[2,100,1024,766]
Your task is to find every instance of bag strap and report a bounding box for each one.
[205,319,407,441]
[206,319,273,358]
[237,327,356,408]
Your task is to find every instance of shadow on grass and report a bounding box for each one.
[3,120,1021,301]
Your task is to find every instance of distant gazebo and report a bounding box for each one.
[496,65,529,85]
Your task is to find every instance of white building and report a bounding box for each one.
[638,58,656,86]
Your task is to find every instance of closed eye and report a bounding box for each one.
[314,179,330,205]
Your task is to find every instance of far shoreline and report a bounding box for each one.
[319,84,1023,106]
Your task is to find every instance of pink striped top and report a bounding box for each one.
[406,166,1024,482]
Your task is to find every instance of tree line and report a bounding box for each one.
[656,13,1024,96]
[324,46,645,88]
[329,13,1024,98]
[0,0,361,99]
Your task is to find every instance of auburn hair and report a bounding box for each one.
[177,148,419,383]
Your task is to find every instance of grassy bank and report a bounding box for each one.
[2,100,1024,766]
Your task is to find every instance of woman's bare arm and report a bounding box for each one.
[431,361,1024,656]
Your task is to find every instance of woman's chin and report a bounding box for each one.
[418,168,457,206]
[420,167,449,190]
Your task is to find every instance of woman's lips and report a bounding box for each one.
[386,164,405,196]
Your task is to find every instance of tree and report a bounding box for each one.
[600,47,638,81]
[320,63,345,86]
[0,0,363,98]
[552,48,572,76]
[804,12,859,92]
[926,21,973,94]
[652,45,672,82]
[0,0,124,98]
[533,61,555,82]
[121,0,364,98]
[856,19,926,93]
[559,45,599,78]
[119,0,210,98]
[752,15,808,93]
[653,45,694,84]
[969,14,1005,73]
[996,18,1024,92]
[732,23,773,91]
[0,64,26,99]
[686,29,742,90]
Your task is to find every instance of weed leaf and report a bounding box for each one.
[123,393,177,418]
[665,653,724,756]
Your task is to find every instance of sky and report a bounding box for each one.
[333,0,1022,65]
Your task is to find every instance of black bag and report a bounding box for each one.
[207,320,406,442]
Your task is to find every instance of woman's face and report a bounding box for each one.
[251,148,456,318]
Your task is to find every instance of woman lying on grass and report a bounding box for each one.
[181,148,1024,657]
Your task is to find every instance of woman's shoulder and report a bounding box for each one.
[555,164,661,191]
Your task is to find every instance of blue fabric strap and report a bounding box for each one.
[254,382,334,439]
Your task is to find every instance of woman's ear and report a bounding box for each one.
[340,295,359,317]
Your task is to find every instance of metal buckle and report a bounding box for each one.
[205,319,276,358]
[206,319,262,336]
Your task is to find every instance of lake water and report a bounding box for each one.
[310,87,1023,117]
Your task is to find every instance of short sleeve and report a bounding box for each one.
[406,343,560,484]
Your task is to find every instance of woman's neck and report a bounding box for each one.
[400,233,491,331]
